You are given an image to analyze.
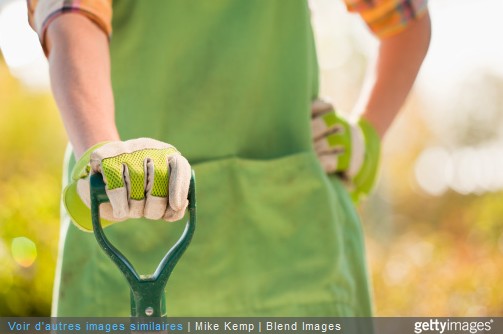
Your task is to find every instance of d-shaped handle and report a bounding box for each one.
[90,171,196,317]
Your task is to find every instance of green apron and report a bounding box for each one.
[53,0,372,317]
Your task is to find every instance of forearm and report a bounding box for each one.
[47,13,119,159]
[355,12,432,138]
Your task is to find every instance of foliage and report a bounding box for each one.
[0,58,66,316]
[362,101,503,316]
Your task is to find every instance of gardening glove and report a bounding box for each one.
[311,98,381,203]
[63,138,191,231]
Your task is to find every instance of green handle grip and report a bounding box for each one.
[90,171,196,317]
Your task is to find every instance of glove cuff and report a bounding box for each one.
[351,119,381,202]
[71,141,111,181]
[64,141,113,232]
[347,122,365,177]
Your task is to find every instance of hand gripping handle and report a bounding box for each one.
[90,171,196,317]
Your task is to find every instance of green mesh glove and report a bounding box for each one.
[63,138,191,231]
[311,99,381,203]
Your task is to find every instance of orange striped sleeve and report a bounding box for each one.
[344,0,428,38]
[27,0,112,51]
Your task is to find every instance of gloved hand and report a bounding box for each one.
[311,99,381,202]
[63,138,191,231]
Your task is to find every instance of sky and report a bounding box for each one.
[0,0,48,89]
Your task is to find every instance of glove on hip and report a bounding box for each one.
[311,99,381,203]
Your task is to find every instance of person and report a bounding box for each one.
[28,0,431,317]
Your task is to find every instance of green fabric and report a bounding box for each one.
[54,0,372,318]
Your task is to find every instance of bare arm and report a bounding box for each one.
[47,13,119,159]
[355,11,432,138]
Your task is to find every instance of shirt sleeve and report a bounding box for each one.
[343,0,428,38]
[27,0,112,51]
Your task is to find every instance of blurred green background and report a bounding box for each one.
[0,58,66,316]
[1,0,502,316]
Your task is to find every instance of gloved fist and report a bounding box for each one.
[311,99,381,202]
[63,138,191,231]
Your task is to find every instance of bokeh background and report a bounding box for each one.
[1,0,502,316]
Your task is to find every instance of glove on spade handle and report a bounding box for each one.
[64,138,191,231]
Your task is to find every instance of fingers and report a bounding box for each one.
[312,116,335,140]
[314,132,346,155]
[76,176,128,222]
[311,99,334,117]
[105,175,130,219]
[311,107,344,141]
[164,154,191,222]
[91,154,131,219]
[83,139,190,223]
[168,155,191,210]
[144,196,168,220]
[318,153,339,174]
[99,203,128,222]
[163,201,189,222]
[144,158,168,220]
[311,100,345,175]
[143,154,190,222]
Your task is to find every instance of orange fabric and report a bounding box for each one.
[27,0,112,51]
[344,0,428,38]
[27,0,428,51]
